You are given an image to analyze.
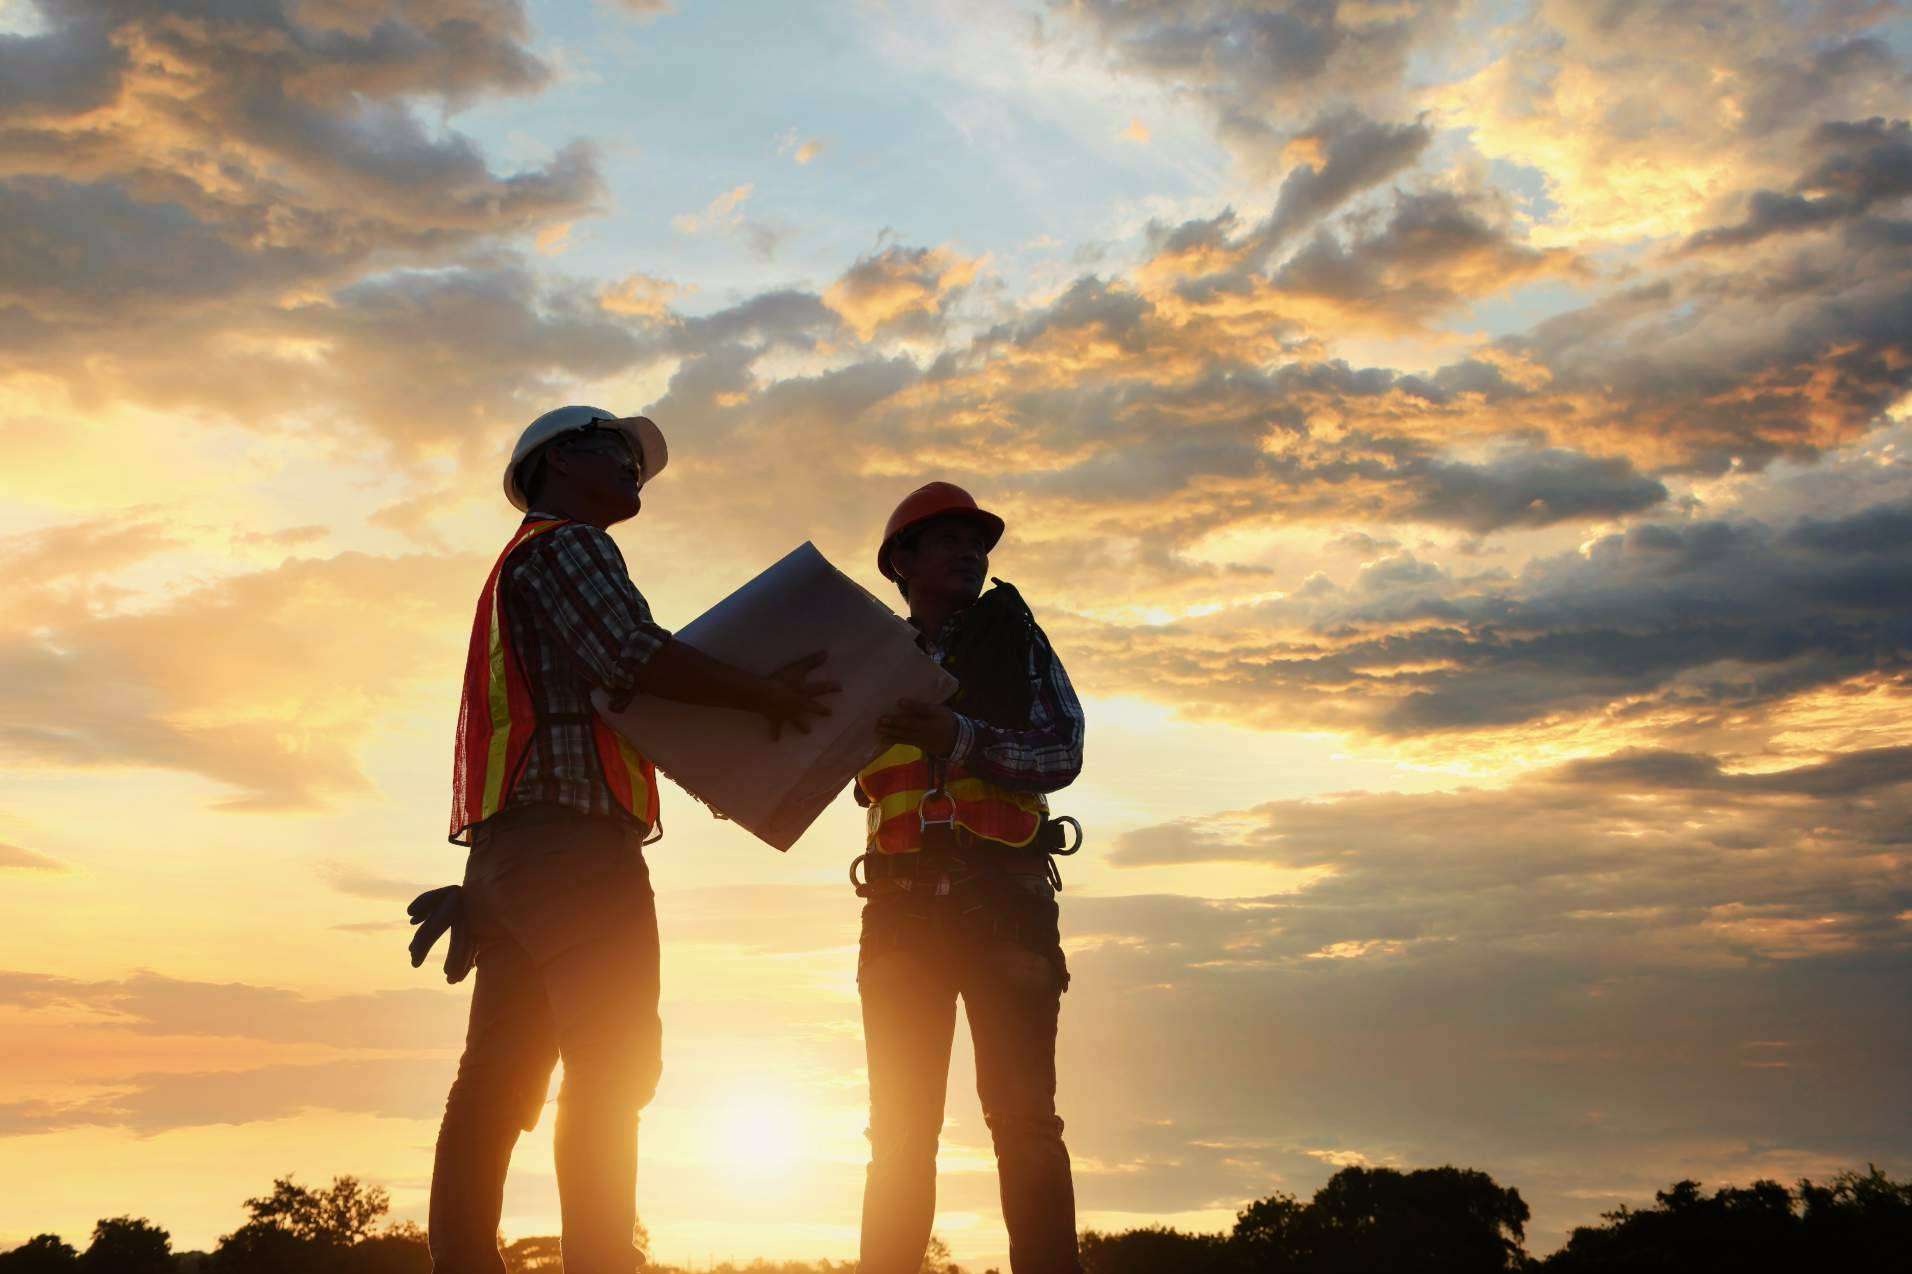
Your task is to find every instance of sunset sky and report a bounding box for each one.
[3,0,1910,1266]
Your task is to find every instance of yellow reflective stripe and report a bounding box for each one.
[480,584,513,818]
[617,733,653,817]
[871,787,925,827]
[867,778,1046,850]
[866,742,918,770]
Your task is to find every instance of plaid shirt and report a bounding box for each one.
[857,610,1086,802]
[500,515,672,824]
[938,618,1085,793]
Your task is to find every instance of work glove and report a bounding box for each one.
[407,885,477,984]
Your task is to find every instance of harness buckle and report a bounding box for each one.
[917,787,958,831]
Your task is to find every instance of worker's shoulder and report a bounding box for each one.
[509,520,627,574]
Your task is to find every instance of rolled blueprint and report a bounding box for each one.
[593,542,956,851]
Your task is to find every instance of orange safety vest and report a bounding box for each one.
[450,518,660,843]
[856,744,1046,854]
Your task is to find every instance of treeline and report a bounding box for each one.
[1076,1164,1911,1273]
[4,1163,1907,1273]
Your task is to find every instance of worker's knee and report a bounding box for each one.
[866,1113,942,1168]
[558,1038,661,1116]
[983,1106,1066,1155]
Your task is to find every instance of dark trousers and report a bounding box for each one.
[430,805,662,1274]
[857,874,1082,1274]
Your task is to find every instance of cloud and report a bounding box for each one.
[671,182,787,259]
[673,183,756,234]
[1137,110,1433,291]
[1435,2,1904,242]
[0,540,477,808]
[1046,737,1912,1236]
[823,243,984,341]
[1685,117,1912,251]
[1051,0,1457,170]
[1047,491,1912,741]
[0,970,464,1051]
[1,261,658,463]
[0,843,64,872]
[1263,188,1580,329]
[599,272,691,318]
[0,1057,451,1136]
[325,867,422,903]
[1404,448,1668,535]
[0,0,614,465]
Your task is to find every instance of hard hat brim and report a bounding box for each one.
[878,506,1005,581]
[504,407,669,511]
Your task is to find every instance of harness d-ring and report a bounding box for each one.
[1050,815,1083,855]
[917,786,958,830]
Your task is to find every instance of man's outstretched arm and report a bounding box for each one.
[519,523,835,734]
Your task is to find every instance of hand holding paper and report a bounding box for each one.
[764,650,841,740]
[593,543,956,850]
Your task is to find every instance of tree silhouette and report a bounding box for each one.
[1299,1165,1529,1273]
[1541,1167,1912,1272]
[238,1177,388,1247]
[78,1218,171,1274]
[210,1175,424,1273]
[500,1235,562,1272]
[0,1235,78,1273]
[1079,1223,1232,1273]
[1230,1191,1309,1271]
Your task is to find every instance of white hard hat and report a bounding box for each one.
[504,405,668,511]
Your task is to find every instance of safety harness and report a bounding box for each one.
[851,580,1084,898]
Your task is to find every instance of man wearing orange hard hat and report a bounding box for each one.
[851,481,1088,1274]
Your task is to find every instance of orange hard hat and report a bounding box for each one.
[877,481,1005,581]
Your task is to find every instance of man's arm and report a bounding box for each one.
[949,632,1084,793]
[633,642,836,739]
[877,631,1084,793]
[518,524,835,733]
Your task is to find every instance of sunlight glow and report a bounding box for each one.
[712,1089,811,1181]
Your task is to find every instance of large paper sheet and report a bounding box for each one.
[593,542,955,851]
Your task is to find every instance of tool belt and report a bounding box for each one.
[850,815,1082,897]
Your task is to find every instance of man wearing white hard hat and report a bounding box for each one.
[430,406,838,1274]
